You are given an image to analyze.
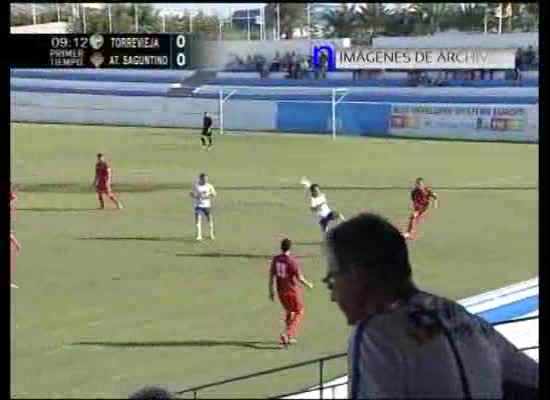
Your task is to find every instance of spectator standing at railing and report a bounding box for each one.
[323,213,538,399]
[301,58,309,79]
[271,51,281,72]
[524,46,535,70]
[319,50,328,79]
[289,51,297,79]
[296,56,303,79]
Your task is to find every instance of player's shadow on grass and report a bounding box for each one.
[175,252,315,259]
[18,207,97,212]
[16,183,538,194]
[175,252,272,259]
[73,340,282,350]
[79,236,198,243]
[294,241,321,246]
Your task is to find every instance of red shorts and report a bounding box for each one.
[278,293,303,313]
[413,206,429,218]
[96,183,112,195]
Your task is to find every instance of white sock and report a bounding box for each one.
[209,222,215,237]
[196,222,202,238]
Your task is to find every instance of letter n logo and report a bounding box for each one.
[312,45,336,71]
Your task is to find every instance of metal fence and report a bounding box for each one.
[172,315,538,399]
[175,352,347,399]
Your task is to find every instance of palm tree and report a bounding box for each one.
[383,4,417,36]
[451,3,486,32]
[321,4,359,38]
[264,3,306,39]
[135,4,162,33]
[404,3,448,34]
[521,3,539,31]
[356,3,389,36]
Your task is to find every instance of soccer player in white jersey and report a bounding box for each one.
[301,177,344,233]
[190,173,217,241]
[323,213,538,399]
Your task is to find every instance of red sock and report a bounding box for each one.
[287,309,304,338]
[108,194,119,207]
[407,215,416,233]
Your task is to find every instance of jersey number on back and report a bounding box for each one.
[275,262,288,278]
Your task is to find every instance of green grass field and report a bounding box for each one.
[10,123,538,398]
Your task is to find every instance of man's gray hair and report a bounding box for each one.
[128,385,173,399]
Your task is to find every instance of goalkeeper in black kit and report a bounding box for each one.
[201,112,214,151]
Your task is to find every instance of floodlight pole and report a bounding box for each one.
[307,4,311,40]
[498,4,503,34]
[82,5,87,33]
[32,4,37,25]
[134,4,139,33]
[276,3,281,40]
[108,4,113,33]
[247,9,251,41]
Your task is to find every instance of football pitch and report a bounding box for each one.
[10,123,538,398]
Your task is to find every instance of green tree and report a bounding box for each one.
[356,3,389,36]
[413,3,449,34]
[384,5,417,36]
[443,3,486,32]
[520,3,539,31]
[134,4,162,33]
[67,4,161,34]
[189,11,221,40]
[162,14,188,33]
[321,4,359,38]
[264,3,306,39]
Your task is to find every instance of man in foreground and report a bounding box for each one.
[93,153,123,210]
[323,213,538,399]
[269,238,313,347]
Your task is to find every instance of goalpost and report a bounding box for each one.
[193,85,350,140]
[218,88,236,136]
[331,88,348,140]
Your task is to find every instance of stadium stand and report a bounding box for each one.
[10,69,539,104]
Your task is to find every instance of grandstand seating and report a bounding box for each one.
[207,77,538,88]
[10,69,196,83]
[10,69,539,104]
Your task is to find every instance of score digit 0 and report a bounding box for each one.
[177,53,187,67]
[176,35,186,49]
[175,34,186,67]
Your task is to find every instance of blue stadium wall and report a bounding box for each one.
[276,102,392,137]
[10,68,539,143]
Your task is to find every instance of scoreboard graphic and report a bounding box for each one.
[10,33,192,69]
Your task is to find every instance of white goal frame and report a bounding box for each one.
[194,85,350,140]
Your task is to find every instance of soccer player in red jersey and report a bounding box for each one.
[269,238,314,346]
[403,177,438,240]
[93,153,123,210]
[10,183,17,221]
[10,231,21,289]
